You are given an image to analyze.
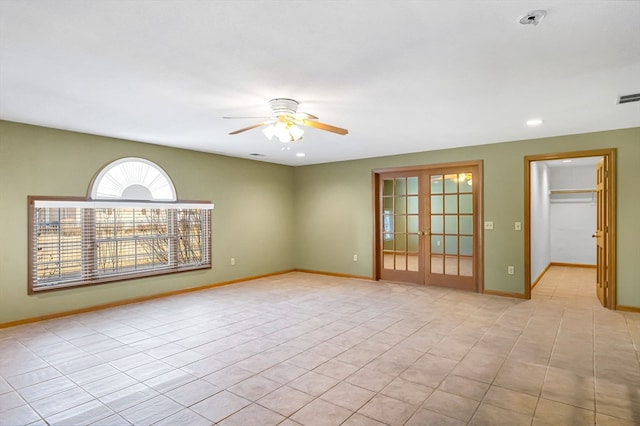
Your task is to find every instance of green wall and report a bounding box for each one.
[0,121,295,324]
[1,121,639,324]
[294,128,640,307]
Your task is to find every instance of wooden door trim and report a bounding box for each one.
[524,149,617,309]
[372,160,484,293]
[372,161,483,175]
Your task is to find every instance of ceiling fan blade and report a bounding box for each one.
[299,119,349,135]
[294,112,319,120]
[229,120,274,135]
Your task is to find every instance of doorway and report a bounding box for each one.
[373,161,483,292]
[524,149,616,308]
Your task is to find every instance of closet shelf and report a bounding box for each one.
[549,189,596,204]
[549,189,595,194]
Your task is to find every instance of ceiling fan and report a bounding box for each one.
[224,98,348,143]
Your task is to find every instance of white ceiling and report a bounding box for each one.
[1,1,639,166]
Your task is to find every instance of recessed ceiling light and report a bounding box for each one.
[526,118,543,127]
[296,152,305,158]
[562,159,572,163]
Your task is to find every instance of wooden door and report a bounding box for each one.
[425,167,479,291]
[375,162,481,292]
[595,157,607,306]
[379,173,424,284]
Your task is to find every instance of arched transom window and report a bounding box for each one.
[90,157,176,201]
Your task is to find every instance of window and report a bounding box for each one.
[28,158,213,293]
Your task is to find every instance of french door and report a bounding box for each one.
[374,162,482,292]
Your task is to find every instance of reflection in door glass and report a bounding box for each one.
[431,235,443,254]
[431,176,443,194]
[460,215,473,234]
[460,236,473,256]
[383,179,393,196]
[395,216,406,233]
[444,174,458,193]
[445,236,458,255]
[460,194,472,214]
[444,195,458,214]
[431,196,443,214]
[407,196,418,214]
[407,177,418,195]
[408,234,419,272]
[460,174,472,193]
[445,216,458,234]
[408,216,419,234]
[431,216,443,234]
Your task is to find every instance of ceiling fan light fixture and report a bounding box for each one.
[263,121,304,143]
[289,124,304,141]
[275,121,291,142]
[262,124,277,140]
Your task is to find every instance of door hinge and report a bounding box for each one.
[604,281,609,289]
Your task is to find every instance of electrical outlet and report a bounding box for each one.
[231,258,235,266]
[515,222,522,231]
[484,221,494,230]
[353,254,358,262]
[508,266,515,275]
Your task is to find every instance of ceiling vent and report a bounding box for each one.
[618,93,640,104]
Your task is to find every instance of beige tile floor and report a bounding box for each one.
[1,266,639,425]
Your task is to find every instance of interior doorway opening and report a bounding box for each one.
[524,149,616,309]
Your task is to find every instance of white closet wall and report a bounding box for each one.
[548,165,596,265]
[530,162,550,280]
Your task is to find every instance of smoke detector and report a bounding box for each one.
[520,10,547,26]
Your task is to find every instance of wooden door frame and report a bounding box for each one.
[524,149,617,309]
[372,160,484,292]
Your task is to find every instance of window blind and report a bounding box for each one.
[29,198,213,293]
